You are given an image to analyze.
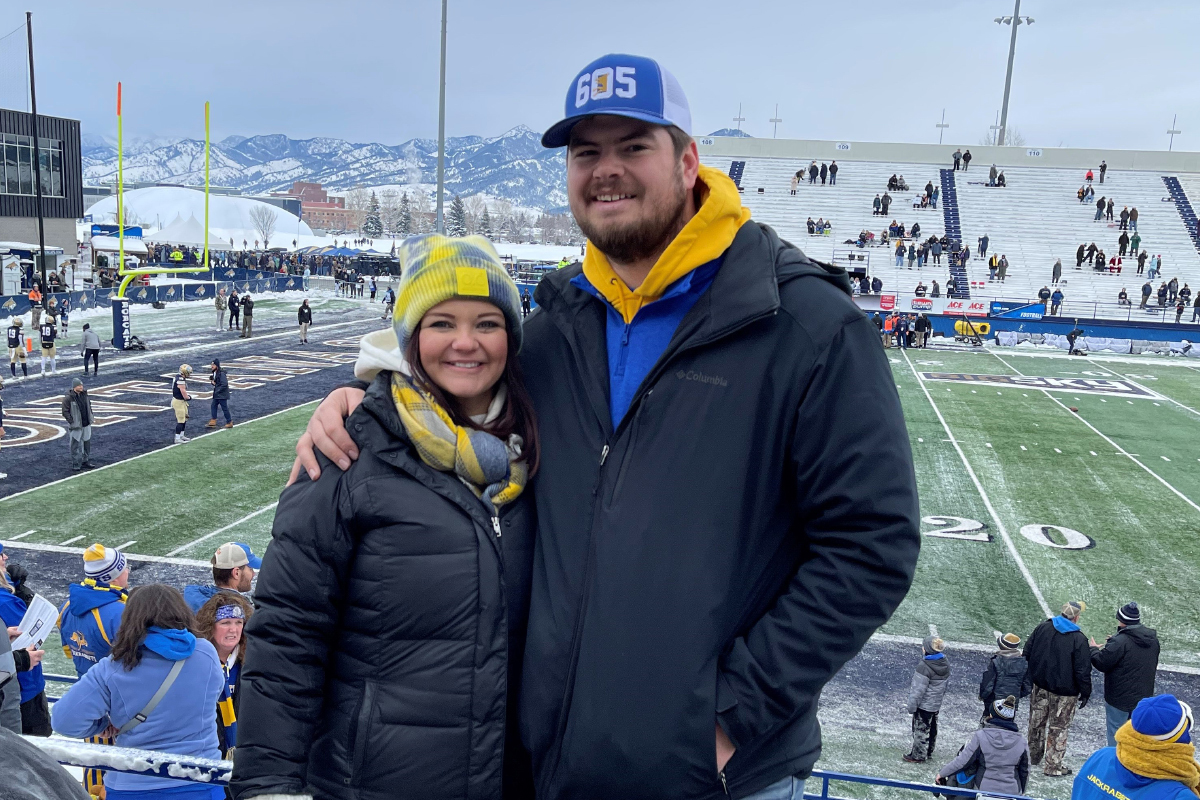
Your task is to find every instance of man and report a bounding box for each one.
[216,288,228,331]
[1025,600,1092,777]
[271,53,920,800]
[1098,160,1107,184]
[60,378,93,470]
[872,194,882,216]
[521,289,532,318]
[1090,602,1160,747]
[228,287,241,331]
[206,359,232,430]
[1140,281,1153,309]
[1073,694,1197,800]
[1051,288,1064,316]
[1119,207,1130,231]
[240,292,255,338]
[1076,243,1086,269]
[38,314,57,377]
[183,541,261,613]
[979,234,990,259]
[27,285,42,329]
[297,299,312,344]
[171,364,192,443]
[1038,285,1052,312]
[979,633,1032,724]
[79,323,100,376]
[962,149,972,170]
[953,148,962,170]
[6,318,27,381]
[1067,321,1086,356]
[881,190,892,215]
[828,160,838,185]
[1096,196,1106,222]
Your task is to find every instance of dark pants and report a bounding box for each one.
[211,398,231,423]
[21,692,51,736]
[229,310,240,329]
[241,316,253,338]
[84,348,99,374]
[909,709,939,760]
[829,173,836,185]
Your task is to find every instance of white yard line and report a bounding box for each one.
[991,350,1200,516]
[0,400,318,504]
[1085,358,1200,418]
[116,540,137,551]
[900,349,1052,618]
[869,631,1200,675]
[0,539,208,567]
[165,502,278,557]
[9,530,36,540]
[58,535,85,546]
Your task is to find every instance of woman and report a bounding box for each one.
[0,551,48,736]
[297,299,312,344]
[233,234,537,800]
[195,593,253,768]
[51,584,225,799]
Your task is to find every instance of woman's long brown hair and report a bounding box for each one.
[404,324,540,476]
[109,584,196,671]
[194,592,254,665]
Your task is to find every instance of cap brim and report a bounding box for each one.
[247,556,263,569]
[541,110,679,148]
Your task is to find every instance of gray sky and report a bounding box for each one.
[7,0,1200,150]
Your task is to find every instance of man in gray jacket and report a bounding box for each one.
[906,635,951,762]
[60,378,93,470]
[79,324,101,377]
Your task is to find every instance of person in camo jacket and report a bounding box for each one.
[905,635,950,763]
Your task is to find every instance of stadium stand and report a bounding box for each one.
[727,160,746,189]
[704,154,1200,319]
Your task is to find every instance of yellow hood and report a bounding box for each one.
[582,164,751,324]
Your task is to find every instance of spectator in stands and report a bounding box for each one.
[1137,250,1149,275]
[0,548,48,737]
[888,174,899,191]
[790,174,799,195]
[914,281,927,297]
[953,149,962,170]
[1130,231,1141,257]
[962,150,973,170]
[1129,207,1139,231]
[931,279,941,298]
[1025,600,1092,777]
[808,161,818,184]
[1151,255,1162,280]
[1086,169,1094,184]
[925,180,934,200]
[998,255,1009,283]
[1141,281,1153,309]
[1180,284,1192,306]
[881,191,892,215]
[1051,288,1064,315]
[829,160,838,184]
[1038,286,1052,312]
[1096,196,1107,222]
[51,584,225,800]
[228,287,241,331]
[897,175,909,191]
[807,217,816,235]
[997,172,1007,187]
[1089,602,1161,748]
[980,633,1032,725]
[931,239,942,265]
[1076,244,1087,269]
[911,222,921,240]
[1119,231,1130,257]
[937,696,1031,795]
[62,378,94,470]
[1118,288,1130,306]
[1168,277,1179,304]
[988,254,1000,281]
[1193,294,1200,323]
[1098,161,1107,183]
[895,241,905,267]
[1051,259,1063,285]
[989,164,999,186]
[931,185,939,208]
[904,635,949,763]
[947,277,958,298]
[978,234,990,259]
[1093,249,1107,271]
[1078,186,1087,203]
[183,542,261,613]
[196,592,254,759]
[1073,694,1198,800]
[908,244,917,269]
[959,244,971,266]
[873,194,882,215]
[1107,198,1115,222]
[872,275,883,293]
[819,163,828,184]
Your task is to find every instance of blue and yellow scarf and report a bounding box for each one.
[390,371,526,512]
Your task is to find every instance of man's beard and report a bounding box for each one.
[576,167,689,265]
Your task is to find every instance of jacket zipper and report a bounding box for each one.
[719,770,730,796]
[492,516,501,538]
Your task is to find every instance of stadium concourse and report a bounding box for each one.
[703,151,1200,320]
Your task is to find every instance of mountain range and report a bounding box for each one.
[81,127,748,210]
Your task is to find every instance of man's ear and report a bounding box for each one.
[681,139,700,191]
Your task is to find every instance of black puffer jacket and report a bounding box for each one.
[1023,618,1092,701]
[1091,624,1160,712]
[979,650,1032,707]
[232,373,535,800]
[521,222,920,799]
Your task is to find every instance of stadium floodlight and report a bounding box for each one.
[769,105,783,138]
[993,0,1034,147]
[1167,114,1183,152]
[936,109,950,145]
[435,0,448,234]
[733,103,746,133]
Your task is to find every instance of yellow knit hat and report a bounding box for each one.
[393,234,522,353]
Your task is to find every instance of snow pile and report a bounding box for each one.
[88,187,312,245]
[25,736,230,783]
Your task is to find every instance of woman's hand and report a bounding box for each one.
[25,647,44,668]
[288,387,366,485]
[7,626,19,642]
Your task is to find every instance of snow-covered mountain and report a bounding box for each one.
[81,126,568,209]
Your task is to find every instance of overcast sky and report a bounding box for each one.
[4,0,1199,151]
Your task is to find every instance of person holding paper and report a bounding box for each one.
[0,548,49,736]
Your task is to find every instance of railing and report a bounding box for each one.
[44,672,77,703]
[878,290,1194,325]
[806,769,1054,800]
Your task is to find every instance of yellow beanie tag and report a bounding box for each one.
[456,267,489,297]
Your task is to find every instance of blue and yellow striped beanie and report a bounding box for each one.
[394,233,523,353]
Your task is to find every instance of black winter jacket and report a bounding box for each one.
[231,374,535,800]
[298,305,312,324]
[210,368,230,401]
[241,297,254,317]
[1024,618,1092,701]
[1091,624,1160,712]
[979,650,1032,707]
[521,221,920,799]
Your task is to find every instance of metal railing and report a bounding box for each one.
[806,769,1055,800]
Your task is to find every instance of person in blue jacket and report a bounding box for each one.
[1073,694,1198,800]
[57,542,130,796]
[0,544,49,736]
[51,584,225,800]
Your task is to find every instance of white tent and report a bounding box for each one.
[90,235,147,255]
[144,213,227,249]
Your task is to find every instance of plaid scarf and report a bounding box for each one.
[390,371,526,513]
[1116,722,1200,795]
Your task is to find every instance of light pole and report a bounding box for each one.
[936,108,949,145]
[1166,114,1182,152]
[994,1,1033,147]
[733,103,745,133]
[435,0,448,233]
[989,110,1002,146]
[769,105,783,138]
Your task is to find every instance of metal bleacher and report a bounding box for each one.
[705,153,1200,320]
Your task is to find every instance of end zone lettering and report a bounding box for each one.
[919,372,1157,398]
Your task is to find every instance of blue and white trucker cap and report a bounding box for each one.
[541,54,692,148]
